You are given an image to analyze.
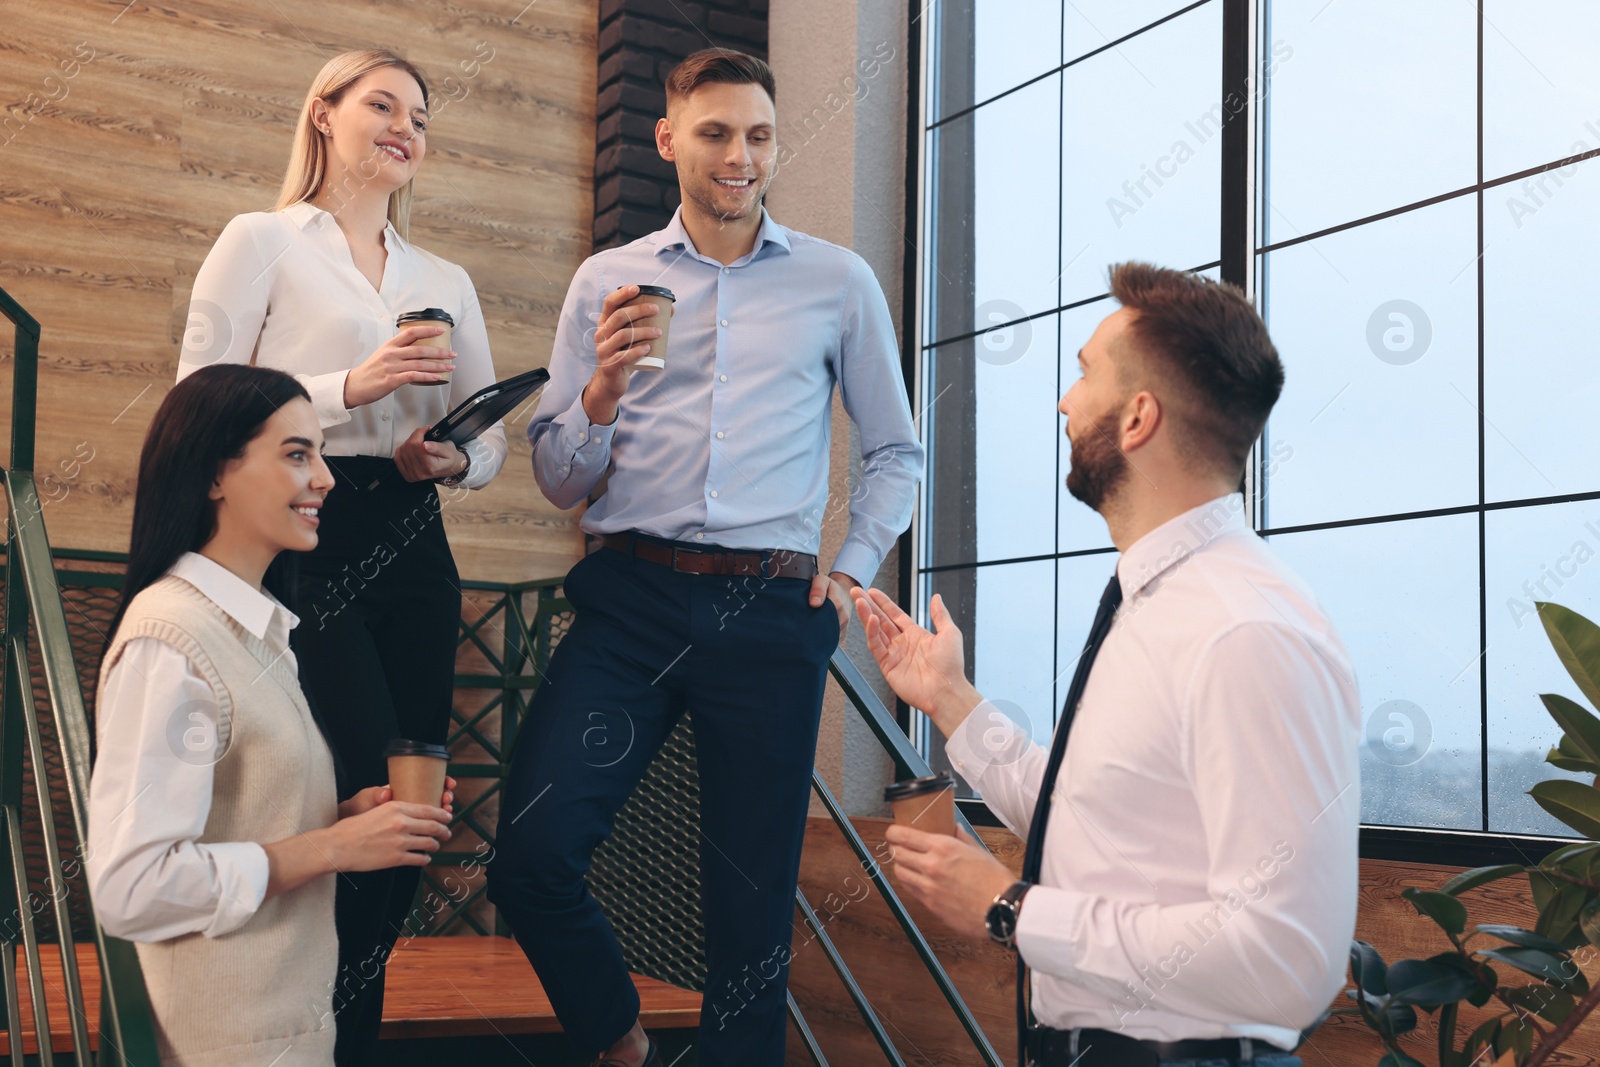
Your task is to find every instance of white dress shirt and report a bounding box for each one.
[945,494,1361,1049]
[176,201,507,490]
[88,554,298,942]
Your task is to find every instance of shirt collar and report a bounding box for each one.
[280,199,406,250]
[1116,493,1252,601]
[168,552,300,639]
[653,206,792,262]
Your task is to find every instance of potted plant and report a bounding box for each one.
[1348,602,1600,1067]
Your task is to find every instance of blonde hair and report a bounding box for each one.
[274,49,430,239]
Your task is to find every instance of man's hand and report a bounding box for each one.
[395,428,467,483]
[885,824,1016,941]
[810,570,856,638]
[851,588,984,738]
[583,285,669,426]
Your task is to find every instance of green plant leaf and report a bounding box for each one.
[1478,946,1588,995]
[1547,747,1600,775]
[1503,1013,1536,1060]
[1533,880,1590,950]
[1462,1016,1502,1066]
[1540,693,1600,768]
[1538,602,1600,714]
[1529,779,1600,839]
[1403,888,1468,936]
[1351,940,1388,995]
[1387,957,1488,1007]
[1550,734,1600,775]
[1441,864,1526,896]
[1581,898,1600,948]
[1503,984,1574,1024]
[1474,925,1565,953]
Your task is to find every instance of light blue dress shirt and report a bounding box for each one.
[529,208,925,584]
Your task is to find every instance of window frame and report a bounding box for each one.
[900,0,1600,865]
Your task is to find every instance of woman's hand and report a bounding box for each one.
[394,428,467,483]
[343,326,456,407]
[324,800,452,872]
[337,777,457,818]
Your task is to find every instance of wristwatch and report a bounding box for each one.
[986,880,1032,948]
[440,443,471,488]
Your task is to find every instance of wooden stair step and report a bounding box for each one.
[0,937,700,1054]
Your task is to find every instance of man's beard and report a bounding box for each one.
[1064,416,1128,513]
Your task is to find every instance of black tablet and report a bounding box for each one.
[425,368,550,446]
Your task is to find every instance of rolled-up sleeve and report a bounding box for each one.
[88,639,269,942]
[528,261,619,508]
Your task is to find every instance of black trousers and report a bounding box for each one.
[486,541,838,1065]
[294,456,462,1067]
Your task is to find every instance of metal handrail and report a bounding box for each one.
[1,285,162,1065]
[794,888,907,1067]
[810,762,1005,1067]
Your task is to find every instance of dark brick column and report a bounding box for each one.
[594,0,769,251]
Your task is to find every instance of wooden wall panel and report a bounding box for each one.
[789,817,1600,1066]
[0,0,597,582]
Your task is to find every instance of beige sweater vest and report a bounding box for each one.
[101,575,339,1067]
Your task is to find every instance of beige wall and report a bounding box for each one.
[0,0,597,583]
[769,0,913,817]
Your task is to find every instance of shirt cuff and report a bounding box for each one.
[1013,884,1086,980]
[297,370,353,429]
[200,841,271,939]
[945,700,1029,780]
[829,543,880,589]
[568,389,618,449]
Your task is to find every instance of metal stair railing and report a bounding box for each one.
[782,648,1005,1067]
[0,284,161,1066]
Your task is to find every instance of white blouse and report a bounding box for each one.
[176,201,507,490]
[87,553,292,942]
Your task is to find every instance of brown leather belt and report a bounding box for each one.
[601,532,818,580]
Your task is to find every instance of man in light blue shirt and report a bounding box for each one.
[487,47,923,1067]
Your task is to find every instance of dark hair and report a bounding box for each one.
[665,48,776,108]
[1108,261,1284,477]
[106,365,311,648]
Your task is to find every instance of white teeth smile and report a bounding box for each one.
[378,144,407,162]
[716,178,752,187]
[293,506,319,518]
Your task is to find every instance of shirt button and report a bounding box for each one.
[719,374,728,382]
[381,411,390,421]
[696,532,705,540]
[710,490,719,499]
[579,433,587,442]
[715,431,725,440]
[720,318,729,327]
[722,267,730,274]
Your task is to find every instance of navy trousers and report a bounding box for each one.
[487,541,838,1064]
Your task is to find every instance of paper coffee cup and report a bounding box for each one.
[396,308,455,386]
[383,738,450,807]
[884,772,957,837]
[616,285,675,371]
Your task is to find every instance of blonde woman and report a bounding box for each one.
[176,49,507,1066]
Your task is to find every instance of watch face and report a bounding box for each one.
[987,901,1017,943]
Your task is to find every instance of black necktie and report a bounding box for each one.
[1016,571,1123,1062]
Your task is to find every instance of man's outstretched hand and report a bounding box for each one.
[850,588,984,739]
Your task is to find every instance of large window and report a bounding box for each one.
[914,0,1600,840]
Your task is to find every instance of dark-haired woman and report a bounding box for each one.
[87,365,454,1067]
[175,49,508,1065]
